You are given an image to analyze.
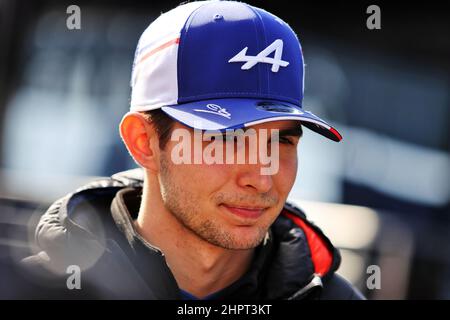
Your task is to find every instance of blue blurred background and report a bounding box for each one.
[0,0,448,299]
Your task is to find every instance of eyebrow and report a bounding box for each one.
[277,126,303,138]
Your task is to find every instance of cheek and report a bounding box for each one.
[274,154,298,195]
[175,162,232,193]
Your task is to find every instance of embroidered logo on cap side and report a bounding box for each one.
[193,104,232,119]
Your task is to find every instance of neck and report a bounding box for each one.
[134,173,254,299]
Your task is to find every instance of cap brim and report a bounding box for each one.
[161,98,342,142]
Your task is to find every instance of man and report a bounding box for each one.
[22,0,364,299]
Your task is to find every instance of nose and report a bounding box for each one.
[236,164,273,194]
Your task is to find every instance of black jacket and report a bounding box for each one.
[21,169,365,300]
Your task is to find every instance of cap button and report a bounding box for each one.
[213,14,223,21]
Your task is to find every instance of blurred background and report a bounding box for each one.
[0,0,448,299]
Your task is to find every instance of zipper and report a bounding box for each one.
[287,274,323,300]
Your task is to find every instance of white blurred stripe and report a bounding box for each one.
[291,123,449,206]
[343,126,449,206]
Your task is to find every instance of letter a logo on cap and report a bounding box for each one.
[228,39,289,72]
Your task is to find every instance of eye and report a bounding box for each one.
[280,137,294,145]
[269,136,294,145]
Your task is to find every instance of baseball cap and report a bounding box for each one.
[130,0,342,142]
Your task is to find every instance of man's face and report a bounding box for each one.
[158,120,300,250]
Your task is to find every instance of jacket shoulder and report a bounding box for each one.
[319,273,366,300]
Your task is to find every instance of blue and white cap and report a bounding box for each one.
[130,0,342,142]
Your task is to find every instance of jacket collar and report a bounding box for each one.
[110,186,341,299]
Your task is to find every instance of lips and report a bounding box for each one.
[221,204,267,219]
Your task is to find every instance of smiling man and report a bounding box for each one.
[22,0,364,300]
[125,119,300,298]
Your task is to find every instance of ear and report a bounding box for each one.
[119,112,160,173]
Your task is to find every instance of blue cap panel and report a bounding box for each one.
[253,6,304,103]
[177,1,303,106]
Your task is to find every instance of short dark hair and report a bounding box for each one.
[140,109,176,150]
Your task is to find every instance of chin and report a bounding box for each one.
[222,225,267,250]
